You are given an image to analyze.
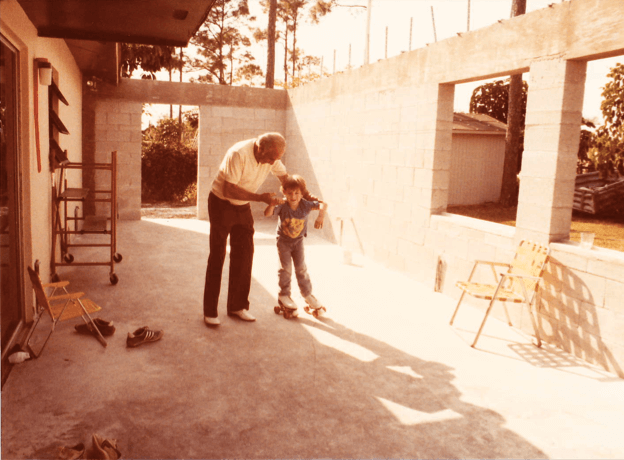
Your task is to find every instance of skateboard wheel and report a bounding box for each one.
[274,306,280,314]
[284,310,291,319]
[304,306,310,314]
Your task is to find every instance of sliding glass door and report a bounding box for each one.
[1,35,24,359]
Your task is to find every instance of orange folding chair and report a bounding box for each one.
[450,240,550,348]
[25,266,107,358]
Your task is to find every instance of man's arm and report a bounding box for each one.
[223,181,280,206]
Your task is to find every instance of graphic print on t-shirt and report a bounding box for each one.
[281,217,305,238]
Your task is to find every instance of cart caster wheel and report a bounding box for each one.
[274,306,280,314]
[64,253,74,263]
[51,273,61,282]
[110,274,119,285]
[113,253,123,263]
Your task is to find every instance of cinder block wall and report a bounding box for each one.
[88,0,624,376]
[284,0,624,376]
[89,80,287,220]
[197,104,286,220]
[91,99,143,220]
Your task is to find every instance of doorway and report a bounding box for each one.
[1,34,25,377]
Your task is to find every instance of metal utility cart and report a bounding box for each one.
[52,151,122,284]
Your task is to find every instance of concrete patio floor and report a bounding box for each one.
[2,215,624,459]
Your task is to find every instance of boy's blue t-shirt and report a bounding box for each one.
[274,199,319,239]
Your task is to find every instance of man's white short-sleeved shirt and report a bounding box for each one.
[211,138,287,206]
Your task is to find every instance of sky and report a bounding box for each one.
[144,0,621,126]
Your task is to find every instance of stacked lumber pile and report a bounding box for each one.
[574,172,624,214]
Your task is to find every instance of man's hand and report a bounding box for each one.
[258,192,277,206]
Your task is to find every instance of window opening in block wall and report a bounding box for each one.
[140,103,198,219]
[446,76,520,228]
[570,56,624,253]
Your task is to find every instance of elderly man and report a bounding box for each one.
[203,132,313,326]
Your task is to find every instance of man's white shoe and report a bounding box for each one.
[230,309,256,321]
[204,316,221,326]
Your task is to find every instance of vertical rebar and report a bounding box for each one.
[349,44,352,68]
[431,6,437,42]
[364,0,372,64]
[385,26,388,59]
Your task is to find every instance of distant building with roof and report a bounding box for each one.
[449,112,507,206]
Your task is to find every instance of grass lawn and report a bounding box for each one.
[447,203,624,252]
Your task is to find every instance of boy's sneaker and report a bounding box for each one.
[126,327,164,348]
[304,294,322,310]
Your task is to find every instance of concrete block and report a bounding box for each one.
[524,124,582,155]
[605,279,624,314]
[213,106,233,118]
[548,249,589,274]
[561,268,606,307]
[587,255,624,284]
[107,112,131,126]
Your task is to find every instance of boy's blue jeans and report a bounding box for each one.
[277,236,312,298]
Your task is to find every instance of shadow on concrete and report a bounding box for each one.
[0,218,585,459]
[538,255,623,379]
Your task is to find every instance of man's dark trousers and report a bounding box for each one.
[203,192,255,318]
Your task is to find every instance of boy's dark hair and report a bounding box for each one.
[281,174,308,194]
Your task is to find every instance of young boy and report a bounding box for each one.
[264,175,328,316]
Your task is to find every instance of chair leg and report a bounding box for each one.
[449,291,467,325]
[502,303,513,327]
[527,303,542,348]
[24,315,54,359]
[77,300,107,348]
[471,298,497,348]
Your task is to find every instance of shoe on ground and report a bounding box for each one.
[91,433,121,460]
[75,318,116,336]
[229,309,256,321]
[204,316,221,326]
[304,294,322,310]
[278,295,298,310]
[57,443,85,460]
[126,326,164,348]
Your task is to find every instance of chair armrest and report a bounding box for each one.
[473,260,511,268]
[467,260,511,283]
[502,274,542,282]
[48,292,85,301]
[42,281,69,288]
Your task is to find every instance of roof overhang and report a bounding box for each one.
[17,0,216,84]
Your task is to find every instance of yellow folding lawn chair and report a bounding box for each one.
[449,240,550,348]
[25,266,107,358]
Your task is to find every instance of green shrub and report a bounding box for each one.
[142,115,197,203]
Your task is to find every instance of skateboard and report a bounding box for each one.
[274,299,299,319]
